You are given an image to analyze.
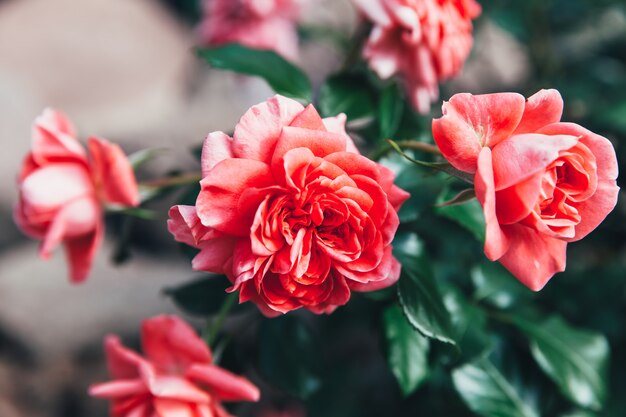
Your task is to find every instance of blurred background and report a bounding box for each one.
[0,0,624,416]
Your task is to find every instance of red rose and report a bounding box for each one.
[353,0,481,113]
[14,109,139,283]
[90,315,259,417]
[433,90,620,290]
[169,95,409,316]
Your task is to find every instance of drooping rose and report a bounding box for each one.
[432,89,620,290]
[14,109,139,283]
[353,0,481,114]
[199,0,303,61]
[168,95,409,316]
[90,315,260,417]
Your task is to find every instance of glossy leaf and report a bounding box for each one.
[395,250,456,345]
[435,187,486,242]
[379,83,404,138]
[383,304,430,396]
[453,358,540,417]
[471,261,534,309]
[163,275,234,316]
[318,73,376,121]
[512,316,610,410]
[197,44,312,102]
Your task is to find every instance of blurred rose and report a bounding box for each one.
[199,0,303,61]
[433,89,620,290]
[169,95,409,316]
[353,0,481,114]
[90,315,260,417]
[14,109,139,283]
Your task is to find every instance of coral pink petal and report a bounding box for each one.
[495,172,544,225]
[498,224,567,291]
[140,364,209,403]
[197,159,274,235]
[141,315,212,372]
[88,379,148,399]
[20,163,93,212]
[288,104,327,131]
[475,148,509,261]
[153,398,198,417]
[186,364,260,402]
[168,205,219,248]
[104,335,144,379]
[271,126,347,169]
[233,95,304,163]
[514,89,564,134]
[432,93,526,173]
[88,137,139,207]
[64,216,103,284]
[491,133,579,190]
[201,131,234,177]
[192,237,238,274]
[322,114,358,153]
[31,109,86,165]
[539,122,620,241]
[347,247,401,291]
[324,152,382,183]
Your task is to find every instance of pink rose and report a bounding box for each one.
[169,95,409,316]
[432,90,620,290]
[353,0,481,114]
[199,0,303,61]
[14,109,139,283]
[89,315,260,417]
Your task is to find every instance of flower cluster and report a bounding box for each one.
[169,96,409,316]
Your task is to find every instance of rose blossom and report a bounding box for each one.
[199,0,303,61]
[168,95,409,316]
[353,0,481,114]
[90,315,260,417]
[432,89,619,290]
[14,109,139,283]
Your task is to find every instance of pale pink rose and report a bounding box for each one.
[14,109,139,283]
[89,315,260,417]
[433,90,620,290]
[353,0,481,114]
[199,0,303,61]
[168,95,409,316]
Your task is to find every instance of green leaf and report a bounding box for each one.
[197,44,312,102]
[453,358,540,417]
[383,304,430,396]
[511,316,610,410]
[164,276,235,317]
[396,250,456,345]
[128,148,165,169]
[471,261,534,309]
[318,73,376,121]
[259,315,322,398]
[379,83,404,138]
[435,187,486,242]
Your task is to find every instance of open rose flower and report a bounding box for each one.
[90,315,260,417]
[353,0,481,114]
[433,89,620,290]
[14,109,139,283]
[168,95,409,316]
[199,0,303,61]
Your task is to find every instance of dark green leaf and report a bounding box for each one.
[197,44,312,102]
[164,275,234,317]
[396,249,456,345]
[453,358,540,417]
[259,315,322,398]
[435,188,476,208]
[379,83,404,138]
[435,187,486,242]
[471,261,534,309]
[383,304,430,396]
[511,316,610,410]
[318,73,376,121]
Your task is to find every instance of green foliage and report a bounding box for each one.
[383,304,430,396]
[318,73,376,121]
[512,316,610,410]
[378,83,404,139]
[472,262,534,309]
[164,275,235,317]
[435,187,486,242]
[197,44,312,102]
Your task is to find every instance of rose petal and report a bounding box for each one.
[201,131,234,177]
[514,89,564,134]
[88,379,148,399]
[103,335,144,379]
[168,205,218,248]
[186,364,260,402]
[432,92,526,173]
[31,109,86,166]
[88,137,139,207]
[288,104,327,131]
[192,237,238,274]
[271,126,347,169]
[64,213,103,284]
